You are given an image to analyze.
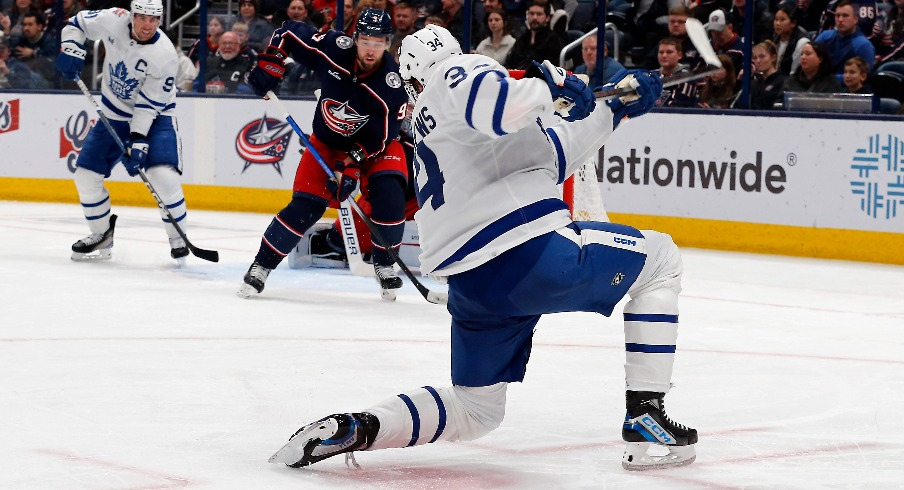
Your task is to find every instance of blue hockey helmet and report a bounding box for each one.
[355,8,393,39]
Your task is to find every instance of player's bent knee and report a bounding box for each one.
[631,230,682,298]
[73,167,106,198]
[452,383,507,440]
[144,165,184,201]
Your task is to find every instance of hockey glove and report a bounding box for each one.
[603,69,663,129]
[326,150,364,201]
[248,52,286,97]
[56,40,86,79]
[525,60,595,122]
[121,138,149,177]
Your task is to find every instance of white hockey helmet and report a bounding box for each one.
[398,25,462,87]
[131,0,164,18]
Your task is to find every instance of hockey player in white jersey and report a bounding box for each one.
[267,25,697,471]
[56,0,192,262]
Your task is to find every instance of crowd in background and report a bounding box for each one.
[1,0,903,112]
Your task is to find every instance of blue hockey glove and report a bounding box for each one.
[326,150,363,201]
[526,60,595,121]
[121,139,149,177]
[248,52,286,97]
[603,68,663,128]
[56,40,86,79]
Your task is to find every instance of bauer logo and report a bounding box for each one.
[602,147,787,194]
[60,110,95,173]
[235,114,293,175]
[849,134,904,220]
[0,99,20,135]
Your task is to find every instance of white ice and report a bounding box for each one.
[2,201,903,490]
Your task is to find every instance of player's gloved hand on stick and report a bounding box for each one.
[326,150,363,201]
[525,60,595,121]
[603,68,663,128]
[56,40,86,79]
[248,51,286,97]
[121,138,149,177]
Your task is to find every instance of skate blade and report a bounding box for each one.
[381,288,397,301]
[71,249,112,261]
[622,442,696,471]
[269,418,339,465]
[237,284,260,299]
[174,256,187,268]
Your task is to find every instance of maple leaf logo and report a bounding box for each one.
[108,61,140,100]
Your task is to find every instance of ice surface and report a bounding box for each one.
[2,201,903,489]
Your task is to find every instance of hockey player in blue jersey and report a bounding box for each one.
[56,0,192,263]
[267,25,697,471]
[239,8,411,299]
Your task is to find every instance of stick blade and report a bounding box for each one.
[685,18,722,68]
[190,245,220,263]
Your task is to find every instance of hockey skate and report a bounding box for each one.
[374,264,402,301]
[170,237,189,266]
[269,412,380,468]
[71,214,117,261]
[237,262,271,298]
[621,390,697,470]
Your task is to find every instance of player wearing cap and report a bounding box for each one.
[55,0,194,263]
[238,8,410,299]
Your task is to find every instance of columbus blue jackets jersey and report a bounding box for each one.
[268,22,408,158]
[411,54,618,276]
[62,8,178,137]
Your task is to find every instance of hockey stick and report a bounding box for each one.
[265,91,448,305]
[74,78,219,263]
[593,18,723,101]
[337,195,376,277]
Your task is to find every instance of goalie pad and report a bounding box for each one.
[287,222,348,269]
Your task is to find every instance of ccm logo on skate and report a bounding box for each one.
[614,237,637,246]
[640,416,673,444]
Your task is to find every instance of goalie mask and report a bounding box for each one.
[398,25,462,102]
[131,0,164,18]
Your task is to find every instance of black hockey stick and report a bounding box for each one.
[265,91,448,305]
[593,18,723,101]
[74,79,219,263]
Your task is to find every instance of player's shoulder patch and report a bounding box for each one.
[336,35,353,49]
[385,72,402,89]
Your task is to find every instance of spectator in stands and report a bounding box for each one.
[231,21,259,58]
[408,0,443,27]
[44,0,83,30]
[815,0,876,76]
[841,56,873,92]
[877,0,904,63]
[194,31,254,94]
[271,0,308,26]
[188,15,226,66]
[504,0,563,70]
[259,0,290,21]
[772,2,810,76]
[236,0,275,53]
[440,0,477,46]
[333,0,356,35]
[310,0,336,27]
[655,36,699,107]
[0,30,48,88]
[573,35,624,88]
[750,39,787,109]
[475,9,515,64]
[705,9,744,70]
[425,14,444,26]
[817,0,883,40]
[784,41,841,92]
[728,0,774,43]
[390,2,417,58]
[698,53,739,107]
[10,10,54,83]
[2,0,39,41]
[642,5,696,69]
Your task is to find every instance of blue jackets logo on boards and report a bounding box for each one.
[850,134,904,220]
[236,114,293,175]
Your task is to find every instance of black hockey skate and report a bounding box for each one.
[375,264,403,301]
[71,214,117,261]
[237,262,271,298]
[621,390,697,470]
[269,412,380,468]
[169,237,189,264]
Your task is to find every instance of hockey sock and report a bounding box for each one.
[73,167,112,234]
[366,175,406,267]
[623,287,679,393]
[145,165,188,240]
[365,383,507,450]
[256,194,327,269]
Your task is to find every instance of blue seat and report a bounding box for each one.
[878,98,901,115]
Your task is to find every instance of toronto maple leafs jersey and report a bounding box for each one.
[62,8,178,137]
[412,54,617,276]
[268,21,407,158]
